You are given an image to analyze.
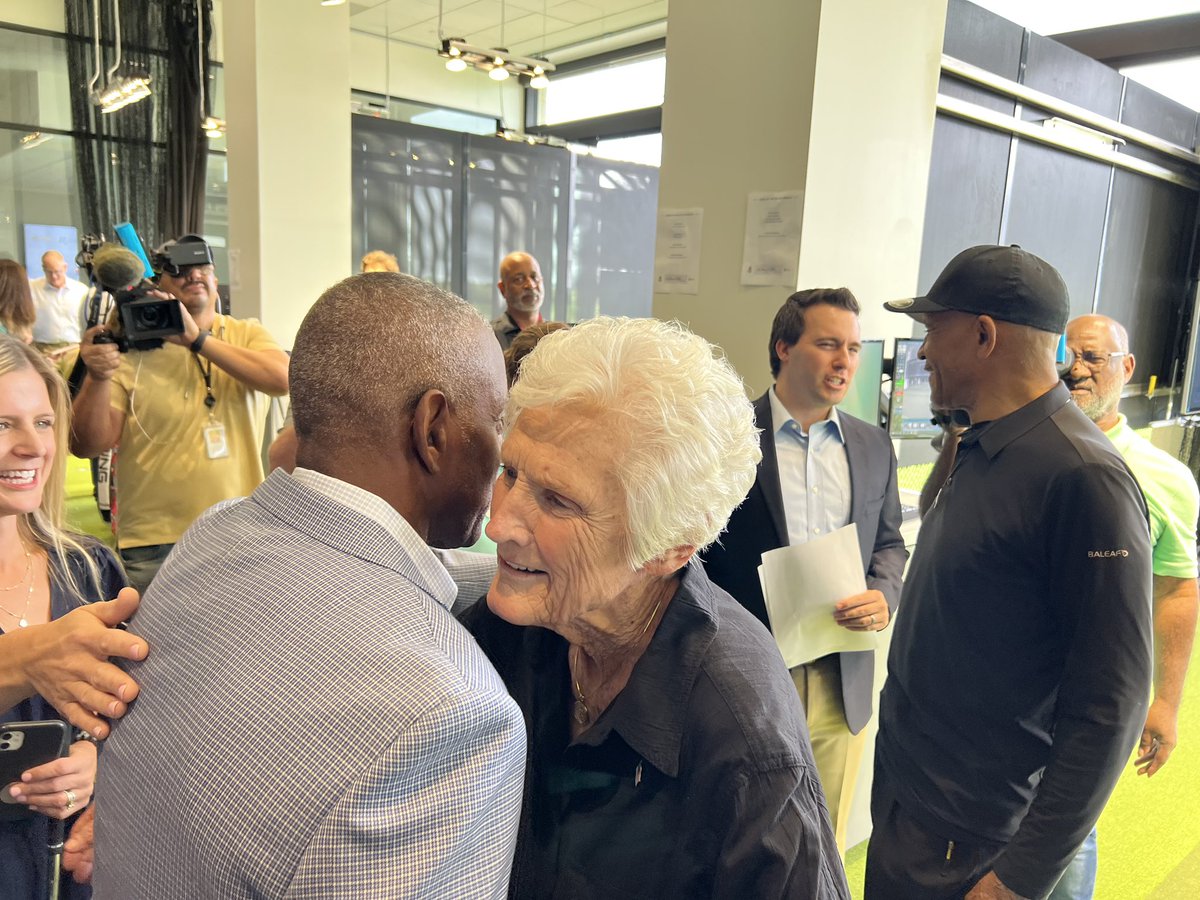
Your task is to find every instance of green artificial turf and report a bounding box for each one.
[64,454,115,545]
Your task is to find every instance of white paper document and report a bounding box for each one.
[653,208,703,295]
[740,190,803,286]
[758,524,876,668]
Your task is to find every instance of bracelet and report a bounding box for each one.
[190,330,211,354]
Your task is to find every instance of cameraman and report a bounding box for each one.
[70,234,289,593]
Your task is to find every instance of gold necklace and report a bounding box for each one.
[569,599,664,727]
[0,547,34,628]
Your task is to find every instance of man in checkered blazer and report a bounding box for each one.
[93,274,525,899]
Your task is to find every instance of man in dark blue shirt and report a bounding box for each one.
[869,245,1153,900]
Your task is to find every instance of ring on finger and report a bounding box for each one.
[868,614,875,626]
[64,789,76,811]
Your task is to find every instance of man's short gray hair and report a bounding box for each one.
[290,273,487,453]
[508,316,761,568]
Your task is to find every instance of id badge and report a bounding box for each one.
[204,421,230,459]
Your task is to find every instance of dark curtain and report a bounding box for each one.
[64,0,211,248]
[160,0,212,239]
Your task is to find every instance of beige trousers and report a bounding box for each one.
[791,654,868,856]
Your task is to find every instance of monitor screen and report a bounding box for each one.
[1181,284,1200,415]
[837,339,883,425]
[888,337,939,439]
[23,224,80,282]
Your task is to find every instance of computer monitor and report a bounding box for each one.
[888,337,939,439]
[1180,284,1200,415]
[837,339,884,425]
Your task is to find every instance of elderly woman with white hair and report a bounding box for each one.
[460,317,849,899]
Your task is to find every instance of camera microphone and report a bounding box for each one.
[89,242,183,352]
[93,243,148,294]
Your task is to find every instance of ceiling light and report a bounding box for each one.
[320,0,347,6]
[202,115,226,139]
[437,38,555,85]
[88,0,152,114]
[529,66,549,89]
[19,132,51,150]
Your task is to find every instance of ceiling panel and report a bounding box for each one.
[351,0,667,56]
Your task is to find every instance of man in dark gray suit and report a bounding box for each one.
[94,274,526,899]
[703,287,907,854]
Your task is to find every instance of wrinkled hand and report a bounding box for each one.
[9,739,97,819]
[23,587,147,739]
[965,871,1027,900]
[833,589,890,631]
[1135,696,1177,776]
[63,805,96,884]
[79,325,122,381]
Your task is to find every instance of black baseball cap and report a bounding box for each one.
[884,244,1069,334]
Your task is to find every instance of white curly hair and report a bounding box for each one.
[506,316,761,569]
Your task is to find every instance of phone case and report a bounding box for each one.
[0,720,70,821]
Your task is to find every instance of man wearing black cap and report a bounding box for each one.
[71,234,290,592]
[867,245,1153,899]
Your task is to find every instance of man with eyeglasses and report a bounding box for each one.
[1047,314,1200,900]
[72,234,290,592]
[493,251,545,350]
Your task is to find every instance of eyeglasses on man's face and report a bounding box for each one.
[1068,349,1126,371]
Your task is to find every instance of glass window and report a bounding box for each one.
[593,133,662,167]
[539,53,666,126]
[351,92,497,135]
[0,126,84,269]
[203,152,228,282]
[0,29,74,131]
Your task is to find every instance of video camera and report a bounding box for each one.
[91,228,212,351]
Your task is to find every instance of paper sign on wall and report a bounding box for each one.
[653,208,703,295]
[741,190,803,287]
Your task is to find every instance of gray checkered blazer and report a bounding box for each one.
[94,470,525,899]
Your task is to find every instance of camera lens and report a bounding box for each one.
[136,307,162,329]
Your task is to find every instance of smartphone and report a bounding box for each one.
[0,720,70,821]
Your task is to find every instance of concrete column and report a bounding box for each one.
[654,0,949,851]
[655,0,948,397]
[222,0,352,348]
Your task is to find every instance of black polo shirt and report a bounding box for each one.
[492,311,520,350]
[878,382,1153,899]
[461,562,850,899]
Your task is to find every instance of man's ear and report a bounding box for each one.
[774,339,792,365]
[643,545,697,578]
[1121,352,1136,387]
[411,389,451,475]
[975,315,999,358]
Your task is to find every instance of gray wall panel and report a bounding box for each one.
[1003,142,1110,319]
[1099,171,1197,381]
[918,116,1012,293]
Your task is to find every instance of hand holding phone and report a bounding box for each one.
[0,720,70,821]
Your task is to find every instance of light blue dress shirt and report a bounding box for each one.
[769,387,852,546]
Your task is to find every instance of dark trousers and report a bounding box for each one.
[119,543,173,596]
[864,766,1007,900]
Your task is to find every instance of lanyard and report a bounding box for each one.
[193,353,216,409]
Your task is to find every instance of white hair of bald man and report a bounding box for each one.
[507,316,761,569]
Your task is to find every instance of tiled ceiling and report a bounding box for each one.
[348,0,667,57]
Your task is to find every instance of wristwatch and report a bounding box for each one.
[190,329,211,353]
